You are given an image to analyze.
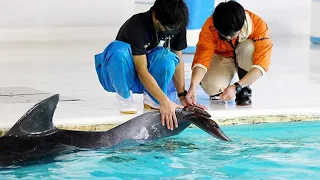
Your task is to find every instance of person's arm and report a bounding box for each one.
[133,55,183,130]
[170,29,187,95]
[221,68,262,100]
[238,68,262,87]
[172,50,191,107]
[170,29,188,106]
[185,17,216,106]
[122,20,181,130]
[172,50,185,95]
[189,67,207,90]
[239,16,273,87]
[220,15,273,101]
[190,17,216,88]
[133,55,167,103]
[122,18,168,102]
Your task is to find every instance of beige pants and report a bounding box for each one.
[200,39,255,96]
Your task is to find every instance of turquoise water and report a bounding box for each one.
[1,121,320,179]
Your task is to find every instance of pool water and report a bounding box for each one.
[1,121,320,179]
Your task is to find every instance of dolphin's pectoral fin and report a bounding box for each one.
[5,94,59,137]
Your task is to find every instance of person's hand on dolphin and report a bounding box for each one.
[160,97,183,130]
[185,87,207,110]
[179,96,188,107]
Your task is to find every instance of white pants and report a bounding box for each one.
[200,39,255,96]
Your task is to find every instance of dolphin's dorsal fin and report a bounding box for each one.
[5,94,60,137]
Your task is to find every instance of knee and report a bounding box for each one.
[108,40,131,51]
[109,41,132,62]
[200,71,231,96]
[236,39,255,71]
[238,39,255,55]
[148,48,179,73]
[200,80,223,96]
[101,41,133,68]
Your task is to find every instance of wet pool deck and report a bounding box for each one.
[1,35,320,134]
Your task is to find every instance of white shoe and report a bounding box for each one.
[143,93,160,110]
[209,95,236,108]
[116,91,137,114]
[209,94,226,104]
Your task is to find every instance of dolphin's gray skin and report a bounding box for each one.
[0,94,230,166]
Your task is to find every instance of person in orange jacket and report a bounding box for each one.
[186,1,273,106]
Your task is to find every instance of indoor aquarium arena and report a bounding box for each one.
[0,0,320,179]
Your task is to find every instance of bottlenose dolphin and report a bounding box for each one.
[0,94,230,166]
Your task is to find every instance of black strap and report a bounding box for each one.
[178,90,187,97]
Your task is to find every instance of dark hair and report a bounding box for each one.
[213,1,245,36]
[152,0,189,29]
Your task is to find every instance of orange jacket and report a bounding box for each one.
[191,10,273,74]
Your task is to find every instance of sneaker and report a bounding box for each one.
[143,93,160,110]
[235,87,252,106]
[209,93,226,104]
[116,91,137,114]
[210,94,221,101]
[235,98,252,106]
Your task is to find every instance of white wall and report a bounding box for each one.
[0,0,312,42]
[209,0,312,36]
[238,0,311,36]
[0,0,134,28]
[135,0,311,37]
[311,0,320,38]
[0,0,134,42]
[135,0,154,13]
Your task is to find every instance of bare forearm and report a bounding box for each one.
[190,67,206,89]
[137,70,167,103]
[238,68,263,87]
[173,51,185,93]
[133,55,168,103]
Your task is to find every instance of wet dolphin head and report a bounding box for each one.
[178,106,231,142]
